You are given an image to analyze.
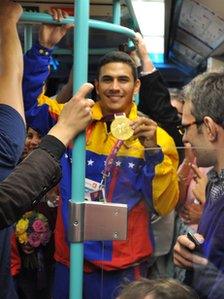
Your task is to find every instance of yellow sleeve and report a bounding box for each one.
[152,127,179,216]
[37,93,64,116]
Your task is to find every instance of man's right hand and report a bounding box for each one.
[0,0,23,23]
[173,234,207,268]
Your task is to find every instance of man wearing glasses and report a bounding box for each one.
[173,72,224,299]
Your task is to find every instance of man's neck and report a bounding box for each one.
[100,105,132,118]
[215,149,224,174]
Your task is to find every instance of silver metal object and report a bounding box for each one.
[68,201,128,242]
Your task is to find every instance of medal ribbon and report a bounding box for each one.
[100,139,124,201]
[102,139,123,179]
[86,117,124,202]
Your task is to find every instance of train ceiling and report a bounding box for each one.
[15,1,224,87]
[169,0,224,76]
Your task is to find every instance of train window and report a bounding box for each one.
[132,0,164,63]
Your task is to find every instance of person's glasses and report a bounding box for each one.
[178,120,204,136]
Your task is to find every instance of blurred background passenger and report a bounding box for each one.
[169,88,184,121]
[117,278,199,299]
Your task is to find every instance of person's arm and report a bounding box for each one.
[182,203,203,225]
[133,32,155,74]
[133,113,179,215]
[180,164,207,225]
[134,32,180,125]
[56,68,73,103]
[130,115,179,215]
[152,127,180,215]
[191,164,208,205]
[0,1,25,123]
[176,144,195,210]
[133,33,182,149]
[173,233,224,299]
[0,138,63,229]
[22,42,59,136]
[0,83,94,229]
[0,1,26,173]
[23,9,72,135]
[130,116,164,207]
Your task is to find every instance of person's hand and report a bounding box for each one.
[134,32,148,60]
[173,234,207,268]
[130,116,158,150]
[177,143,195,181]
[48,83,94,146]
[0,1,23,23]
[39,8,73,48]
[46,185,60,207]
[132,32,155,73]
[181,202,203,225]
[191,163,208,205]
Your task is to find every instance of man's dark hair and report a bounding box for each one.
[96,51,138,81]
[184,72,224,127]
[118,278,199,299]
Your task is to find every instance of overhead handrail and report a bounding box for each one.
[20,12,136,38]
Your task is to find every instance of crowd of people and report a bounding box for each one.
[0,1,224,299]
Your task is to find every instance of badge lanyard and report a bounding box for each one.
[99,139,124,202]
[86,121,124,202]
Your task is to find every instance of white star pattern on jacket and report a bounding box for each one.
[87,159,94,166]
[128,162,135,168]
[116,161,122,167]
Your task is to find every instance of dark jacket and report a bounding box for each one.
[138,71,183,153]
[0,135,64,229]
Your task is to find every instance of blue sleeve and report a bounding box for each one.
[23,43,56,136]
[136,149,163,208]
[0,104,26,180]
[207,269,224,299]
[185,262,224,299]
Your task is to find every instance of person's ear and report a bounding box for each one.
[94,79,99,95]
[133,79,141,95]
[203,116,218,142]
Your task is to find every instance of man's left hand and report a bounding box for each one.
[130,116,158,149]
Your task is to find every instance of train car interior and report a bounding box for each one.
[16,0,224,90]
[4,1,224,299]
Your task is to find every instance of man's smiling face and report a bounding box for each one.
[95,62,140,116]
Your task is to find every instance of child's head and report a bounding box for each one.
[117,278,199,299]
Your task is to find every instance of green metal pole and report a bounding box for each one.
[113,0,121,25]
[70,1,89,299]
[124,0,140,32]
[24,24,33,52]
[53,48,117,56]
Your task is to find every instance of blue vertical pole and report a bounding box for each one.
[113,0,121,25]
[70,1,89,299]
[24,24,33,52]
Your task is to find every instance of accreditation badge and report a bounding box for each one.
[85,178,105,202]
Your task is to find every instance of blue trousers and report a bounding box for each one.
[52,261,148,299]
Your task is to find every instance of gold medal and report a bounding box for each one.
[110,113,134,140]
